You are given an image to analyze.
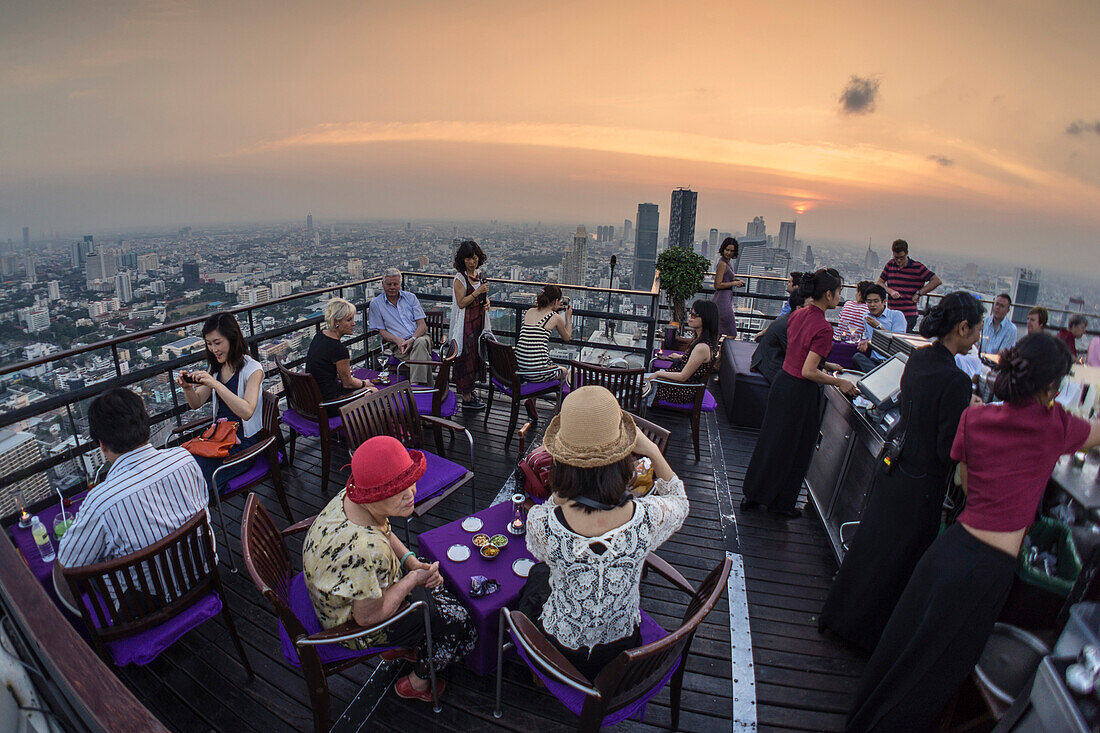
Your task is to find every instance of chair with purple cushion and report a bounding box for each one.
[61,510,253,679]
[395,338,460,427]
[483,337,562,450]
[339,383,475,540]
[241,495,440,732]
[647,336,725,461]
[277,357,367,495]
[493,554,731,731]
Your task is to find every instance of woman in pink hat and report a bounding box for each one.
[303,435,476,702]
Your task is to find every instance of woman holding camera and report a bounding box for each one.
[848,333,1100,731]
[518,386,688,679]
[516,283,572,383]
[740,268,857,518]
[450,240,489,411]
[177,312,264,495]
[819,292,982,652]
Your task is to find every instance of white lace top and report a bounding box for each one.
[525,475,689,650]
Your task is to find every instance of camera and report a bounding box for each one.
[181,372,200,384]
[557,297,570,312]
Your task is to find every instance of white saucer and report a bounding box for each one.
[461,517,484,532]
[512,558,536,578]
[447,544,471,562]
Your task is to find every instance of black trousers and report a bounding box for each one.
[517,563,642,681]
[904,314,919,332]
[847,523,1015,732]
[380,585,477,679]
[741,370,823,513]
[819,462,948,653]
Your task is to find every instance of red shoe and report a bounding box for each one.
[380,648,417,663]
[394,675,444,702]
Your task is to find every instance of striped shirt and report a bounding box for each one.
[515,311,559,381]
[879,258,935,317]
[837,301,869,340]
[58,444,209,569]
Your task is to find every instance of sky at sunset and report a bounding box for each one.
[2,0,1099,270]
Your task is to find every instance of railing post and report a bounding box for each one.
[169,368,183,428]
[64,402,90,486]
[111,343,123,378]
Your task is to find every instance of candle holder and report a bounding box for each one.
[507,493,526,535]
[14,490,31,529]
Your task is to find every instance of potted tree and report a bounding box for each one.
[656,246,710,329]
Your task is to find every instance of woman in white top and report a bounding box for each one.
[177,312,264,496]
[450,240,490,411]
[518,386,689,679]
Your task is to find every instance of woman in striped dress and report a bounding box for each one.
[516,283,572,383]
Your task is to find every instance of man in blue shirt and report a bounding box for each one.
[981,293,1017,356]
[368,268,434,384]
[852,284,906,372]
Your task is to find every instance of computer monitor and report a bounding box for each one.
[857,354,908,408]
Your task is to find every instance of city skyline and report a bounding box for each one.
[3,2,1100,270]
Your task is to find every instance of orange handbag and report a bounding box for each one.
[182,420,239,459]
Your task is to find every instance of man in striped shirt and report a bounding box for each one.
[58,388,209,571]
[876,239,942,332]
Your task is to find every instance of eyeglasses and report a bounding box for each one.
[688,310,699,317]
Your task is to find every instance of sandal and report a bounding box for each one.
[395,675,445,702]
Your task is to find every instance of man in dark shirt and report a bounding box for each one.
[752,292,806,382]
[876,239,942,332]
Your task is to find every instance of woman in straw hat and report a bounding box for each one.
[303,436,476,703]
[517,386,689,679]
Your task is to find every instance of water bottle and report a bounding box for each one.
[31,516,55,563]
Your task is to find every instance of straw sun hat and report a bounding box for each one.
[542,386,637,468]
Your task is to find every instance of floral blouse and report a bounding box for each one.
[525,475,689,650]
[303,489,401,649]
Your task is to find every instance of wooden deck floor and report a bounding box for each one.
[104,389,866,732]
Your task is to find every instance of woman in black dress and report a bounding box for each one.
[818,292,982,652]
[306,297,377,416]
[740,269,858,518]
[645,299,720,406]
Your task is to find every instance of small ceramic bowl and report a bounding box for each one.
[490,534,509,548]
[472,534,491,547]
[480,544,500,560]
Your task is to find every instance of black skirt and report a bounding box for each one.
[847,522,1016,732]
[818,461,949,652]
[741,370,823,513]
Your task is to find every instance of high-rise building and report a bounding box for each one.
[668,188,697,248]
[560,226,589,286]
[632,204,659,291]
[178,226,192,241]
[47,280,60,301]
[804,246,815,269]
[84,234,95,253]
[0,429,50,515]
[699,238,708,260]
[709,228,719,256]
[18,306,50,333]
[307,213,314,234]
[734,237,768,274]
[149,280,166,295]
[1011,268,1040,323]
[746,216,766,238]
[777,221,796,252]
[271,281,294,298]
[137,252,159,273]
[23,253,36,283]
[748,264,788,317]
[22,226,29,248]
[183,263,201,288]
[623,219,633,243]
[348,258,363,278]
[115,272,133,303]
[864,243,880,273]
[85,251,117,286]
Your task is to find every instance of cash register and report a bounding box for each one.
[855,354,908,435]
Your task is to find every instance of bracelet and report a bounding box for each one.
[399,551,416,568]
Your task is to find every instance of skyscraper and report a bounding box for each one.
[709,228,719,255]
[864,242,880,273]
[183,263,201,288]
[560,226,589,286]
[1011,268,1041,324]
[47,280,61,301]
[0,429,50,514]
[668,188,697,248]
[85,251,117,286]
[746,216,766,238]
[777,221,796,252]
[633,204,659,291]
[23,254,36,283]
[115,272,133,303]
[22,227,29,248]
[306,213,314,234]
[623,219,633,243]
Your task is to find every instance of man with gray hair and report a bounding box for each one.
[1057,313,1089,356]
[368,268,434,384]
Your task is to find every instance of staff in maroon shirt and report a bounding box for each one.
[876,239,942,333]
[849,333,1100,732]
[740,269,858,519]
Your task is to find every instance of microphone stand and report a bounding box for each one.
[605,256,617,338]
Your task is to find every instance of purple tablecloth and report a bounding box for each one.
[352,367,408,387]
[828,341,858,370]
[10,492,86,610]
[418,500,535,676]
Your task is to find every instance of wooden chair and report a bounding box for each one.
[339,383,475,537]
[241,495,440,732]
[483,337,563,450]
[276,357,367,495]
[647,337,725,461]
[626,412,671,455]
[61,510,253,678]
[494,554,732,731]
[569,361,647,415]
[167,390,291,572]
[395,338,460,420]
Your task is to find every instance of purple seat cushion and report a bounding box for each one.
[225,451,284,493]
[491,377,561,398]
[416,450,469,504]
[282,408,342,437]
[84,591,224,667]
[413,388,457,418]
[654,389,718,413]
[278,572,395,667]
[512,611,676,726]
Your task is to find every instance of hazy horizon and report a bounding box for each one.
[4,1,1100,270]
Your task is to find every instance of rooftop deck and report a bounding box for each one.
[88,388,864,732]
